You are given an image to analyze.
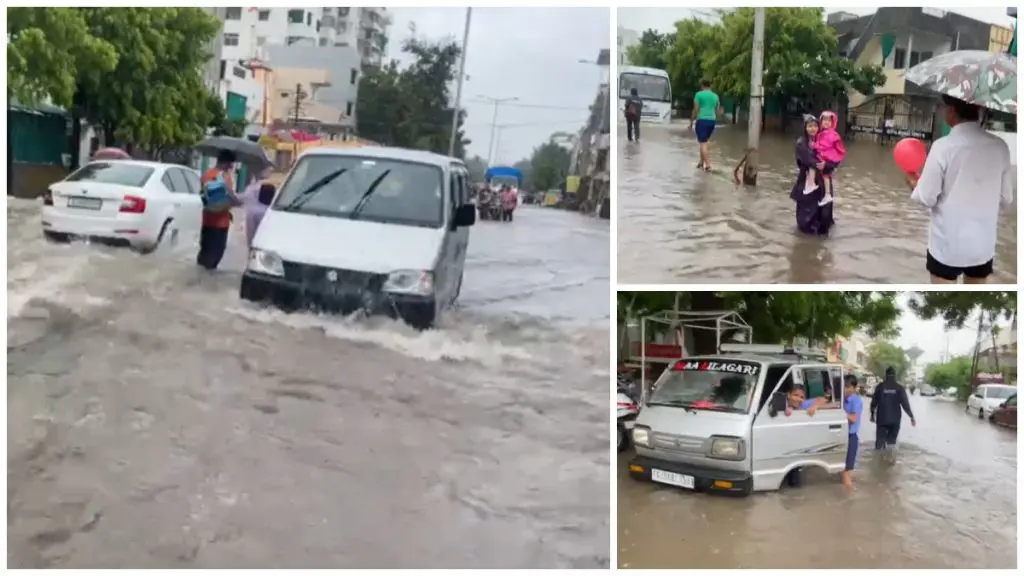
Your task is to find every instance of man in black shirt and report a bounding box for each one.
[870,366,917,454]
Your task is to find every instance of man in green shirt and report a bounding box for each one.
[690,79,722,172]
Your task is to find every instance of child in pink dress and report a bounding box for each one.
[803,110,847,206]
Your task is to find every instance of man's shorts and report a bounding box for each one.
[875,423,900,451]
[926,251,994,281]
[845,433,859,471]
[694,119,716,143]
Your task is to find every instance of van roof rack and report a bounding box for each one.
[719,343,830,361]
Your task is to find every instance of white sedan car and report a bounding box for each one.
[966,383,1017,420]
[41,160,204,253]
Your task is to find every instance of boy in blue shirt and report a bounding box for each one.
[842,374,864,489]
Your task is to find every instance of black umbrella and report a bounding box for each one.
[195,136,272,169]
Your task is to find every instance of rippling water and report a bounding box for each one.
[617,397,1017,569]
[617,122,1017,284]
[7,199,611,568]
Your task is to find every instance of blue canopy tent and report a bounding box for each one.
[484,166,524,188]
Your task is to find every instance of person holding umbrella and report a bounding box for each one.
[197,149,242,270]
[902,50,1016,283]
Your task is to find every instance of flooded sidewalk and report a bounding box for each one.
[617,397,1017,569]
[616,122,1017,284]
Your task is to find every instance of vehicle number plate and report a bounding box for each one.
[651,469,695,489]
[67,196,102,210]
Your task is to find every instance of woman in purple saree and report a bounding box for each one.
[789,114,834,236]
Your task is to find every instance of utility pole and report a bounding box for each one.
[742,7,766,186]
[292,83,306,126]
[448,8,472,158]
[479,95,518,165]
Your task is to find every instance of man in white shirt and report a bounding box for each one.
[907,95,1015,284]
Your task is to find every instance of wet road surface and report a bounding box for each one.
[617,122,1017,284]
[7,200,610,568]
[617,396,1017,569]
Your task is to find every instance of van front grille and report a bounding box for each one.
[650,432,707,455]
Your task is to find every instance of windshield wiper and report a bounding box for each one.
[647,400,698,413]
[279,168,348,211]
[348,169,391,220]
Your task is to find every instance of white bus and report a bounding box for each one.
[618,65,672,124]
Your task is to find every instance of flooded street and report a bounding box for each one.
[617,122,1017,283]
[7,199,610,569]
[617,396,1017,569]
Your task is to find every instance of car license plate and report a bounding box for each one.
[651,469,695,489]
[67,196,102,210]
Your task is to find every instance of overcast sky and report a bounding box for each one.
[618,7,1015,35]
[387,7,609,163]
[894,293,1013,365]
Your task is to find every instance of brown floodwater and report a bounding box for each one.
[617,396,1017,569]
[616,121,1017,284]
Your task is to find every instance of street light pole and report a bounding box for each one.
[479,95,518,165]
[743,7,766,186]
[448,8,471,158]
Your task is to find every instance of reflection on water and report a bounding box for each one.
[617,122,1017,284]
[617,398,1016,569]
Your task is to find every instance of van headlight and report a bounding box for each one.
[708,436,745,460]
[632,425,652,448]
[248,249,284,277]
[383,270,434,295]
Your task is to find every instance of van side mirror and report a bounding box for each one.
[767,391,787,418]
[453,204,476,228]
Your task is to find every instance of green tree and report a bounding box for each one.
[924,356,974,398]
[70,8,222,155]
[356,37,470,157]
[696,8,885,105]
[907,292,1017,328]
[625,29,671,69]
[465,155,488,182]
[617,292,900,355]
[664,18,723,111]
[525,138,571,192]
[866,341,909,380]
[7,7,118,108]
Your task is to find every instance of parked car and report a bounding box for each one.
[989,394,1016,430]
[41,160,203,253]
[966,383,1017,420]
[239,146,476,329]
[919,384,938,397]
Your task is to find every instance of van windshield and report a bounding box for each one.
[274,155,444,228]
[648,359,761,414]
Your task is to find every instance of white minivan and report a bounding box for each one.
[629,350,850,495]
[966,383,1017,420]
[239,146,476,329]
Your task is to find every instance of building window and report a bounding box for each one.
[350,68,358,85]
[225,7,242,20]
[258,10,270,21]
[346,102,353,117]
[256,36,266,47]
[338,7,350,17]
[233,66,247,79]
[307,13,312,26]
[280,91,291,99]
[219,60,227,80]
[892,48,906,69]
[223,33,240,47]
[909,51,933,67]
[319,37,328,47]
[288,9,304,24]
[316,20,321,33]
[335,42,349,47]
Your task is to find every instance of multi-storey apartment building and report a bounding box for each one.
[319,7,392,67]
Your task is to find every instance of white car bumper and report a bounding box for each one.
[41,208,156,247]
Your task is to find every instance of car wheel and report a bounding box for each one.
[43,230,71,243]
[138,219,172,255]
[978,407,985,420]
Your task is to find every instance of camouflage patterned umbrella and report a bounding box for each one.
[903,50,1016,115]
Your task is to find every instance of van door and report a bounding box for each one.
[443,166,469,303]
[451,168,470,286]
[750,364,848,491]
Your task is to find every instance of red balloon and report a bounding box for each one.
[893,138,927,174]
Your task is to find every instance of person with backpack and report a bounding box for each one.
[197,149,242,270]
[624,87,644,142]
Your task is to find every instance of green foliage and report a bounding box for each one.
[524,139,571,192]
[907,292,1017,329]
[866,340,909,381]
[465,155,488,182]
[625,29,671,70]
[656,8,886,106]
[924,356,974,399]
[617,292,900,354]
[9,8,222,152]
[356,37,470,157]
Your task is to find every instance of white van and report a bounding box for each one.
[239,146,476,329]
[628,351,850,495]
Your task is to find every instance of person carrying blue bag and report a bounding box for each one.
[197,150,243,270]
